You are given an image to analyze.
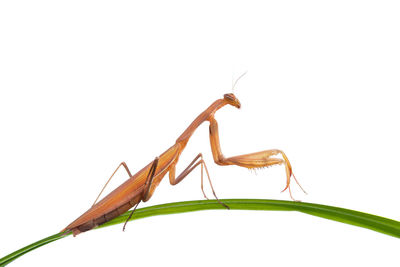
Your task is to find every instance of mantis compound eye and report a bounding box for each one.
[224,93,241,109]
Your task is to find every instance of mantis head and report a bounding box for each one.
[224,71,246,109]
[224,93,241,109]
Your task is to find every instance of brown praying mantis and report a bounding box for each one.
[62,91,305,236]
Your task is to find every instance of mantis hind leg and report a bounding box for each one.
[142,157,159,201]
[208,117,305,200]
[92,162,133,206]
[123,157,159,231]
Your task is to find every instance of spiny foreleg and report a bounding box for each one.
[208,117,305,200]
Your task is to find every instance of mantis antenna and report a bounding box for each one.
[232,71,247,93]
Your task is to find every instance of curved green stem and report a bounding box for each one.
[1,199,399,266]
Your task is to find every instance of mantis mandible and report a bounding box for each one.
[63,92,305,236]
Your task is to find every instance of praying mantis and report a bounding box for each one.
[62,91,305,236]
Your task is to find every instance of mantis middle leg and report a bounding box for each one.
[168,153,229,208]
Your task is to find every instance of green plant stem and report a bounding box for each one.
[1,199,399,266]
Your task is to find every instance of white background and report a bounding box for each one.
[1,1,399,266]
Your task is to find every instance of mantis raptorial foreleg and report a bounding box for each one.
[208,117,305,200]
[92,162,133,207]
